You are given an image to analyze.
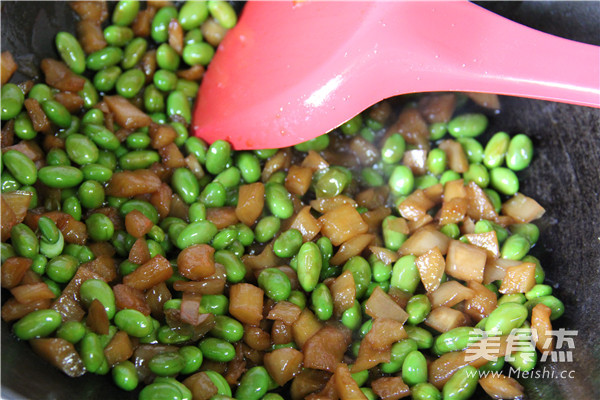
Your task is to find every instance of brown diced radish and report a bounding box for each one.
[264,347,304,386]
[428,281,475,308]
[330,270,356,317]
[310,195,357,214]
[290,368,331,400]
[397,189,435,222]
[104,330,133,367]
[402,149,428,175]
[113,284,151,316]
[1,51,18,84]
[229,283,263,326]
[123,255,173,290]
[369,246,399,266]
[1,257,32,289]
[288,205,322,242]
[303,326,351,373]
[330,233,374,266]
[479,374,525,400]
[424,306,467,333]
[107,170,162,198]
[40,59,85,91]
[235,182,264,226]
[531,303,554,354]
[243,325,271,351]
[1,298,50,322]
[365,318,407,350]
[30,338,85,377]
[445,240,487,283]
[183,372,218,400]
[10,283,55,304]
[352,339,391,372]
[145,282,172,320]
[356,187,389,210]
[335,363,368,400]
[464,281,497,322]
[104,95,152,130]
[52,266,101,322]
[292,308,322,348]
[1,196,17,242]
[177,244,216,281]
[362,206,392,233]
[180,292,202,325]
[371,376,411,400]
[125,210,154,239]
[306,374,337,400]
[261,148,291,181]
[206,207,239,229]
[86,299,109,335]
[502,193,545,223]
[464,230,500,259]
[267,301,302,325]
[150,183,172,220]
[129,238,151,265]
[484,258,522,284]
[439,139,468,173]
[301,150,329,172]
[398,225,450,257]
[388,107,429,149]
[2,191,32,225]
[498,262,537,294]
[416,247,446,293]
[285,165,313,196]
[319,204,368,246]
[81,256,117,283]
[364,286,409,324]
[443,179,466,201]
[159,142,185,168]
[465,181,497,221]
[224,342,246,386]
[438,197,468,225]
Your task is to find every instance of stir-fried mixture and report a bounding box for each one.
[1,1,565,400]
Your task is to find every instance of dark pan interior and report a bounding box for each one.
[1,1,599,399]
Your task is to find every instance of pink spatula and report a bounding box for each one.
[192,1,600,150]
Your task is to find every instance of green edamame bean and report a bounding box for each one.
[448,113,488,138]
[13,112,36,140]
[433,327,481,355]
[440,170,461,185]
[1,243,16,263]
[184,29,204,46]
[171,122,189,147]
[525,284,552,300]
[199,337,236,362]
[151,6,178,43]
[521,255,545,284]
[187,203,206,223]
[40,99,71,128]
[479,356,505,373]
[371,260,392,283]
[426,148,447,175]
[156,43,181,71]
[166,90,191,124]
[56,320,86,344]
[429,122,447,140]
[484,188,502,213]
[391,255,419,293]
[122,36,147,69]
[402,350,428,386]
[116,68,145,98]
[310,283,334,320]
[383,216,408,251]
[182,42,215,66]
[361,167,385,187]
[506,133,533,171]
[272,229,303,258]
[184,137,208,164]
[297,242,322,293]
[30,254,47,274]
[205,140,232,175]
[83,124,120,151]
[204,370,232,397]
[93,66,122,92]
[211,228,236,250]
[524,295,564,320]
[262,394,285,400]
[40,230,64,258]
[501,233,530,260]
[489,167,519,195]
[149,352,185,376]
[483,131,510,169]
[406,294,431,325]
[96,150,117,170]
[1,84,24,120]
[351,368,369,387]
[65,134,99,165]
[13,309,62,340]
[46,254,78,283]
[214,167,241,189]
[441,365,478,399]
[381,339,419,373]
[341,300,362,330]
[208,0,238,29]
[258,268,292,301]
[485,303,528,335]
[211,315,244,342]
[287,290,307,310]
[63,243,94,263]
[3,150,37,185]
[414,174,439,189]
[112,0,140,26]
[80,332,105,373]
[315,167,351,198]
[509,223,539,245]
[457,137,484,164]
[28,83,52,103]
[214,249,246,283]
[405,325,434,349]
[114,309,153,337]
[463,163,489,188]
[340,114,362,135]
[236,366,270,400]
[86,46,123,71]
[112,360,138,391]
[179,345,203,374]
[80,279,116,319]
[381,133,406,164]
[361,387,377,400]
[144,84,165,114]
[497,294,526,306]
[509,347,538,372]
[411,383,441,400]
[199,181,226,207]
[38,216,60,244]
[176,220,218,249]
[389,165,414,197]
[86,213,114,242]
[343,256,371,299]
[172,167,200,204]
[254,216,280,243]
[82,164,113,183]
[104,25,134,47]
[119,150,160,170]
[440,223,460,239]
[294,134,330,152]
[63,197,82,220]
[179,1,209,30]
[10,223,38,258]
[265,183,294,219]
[139,382,183,400]
[79,78,99,108]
